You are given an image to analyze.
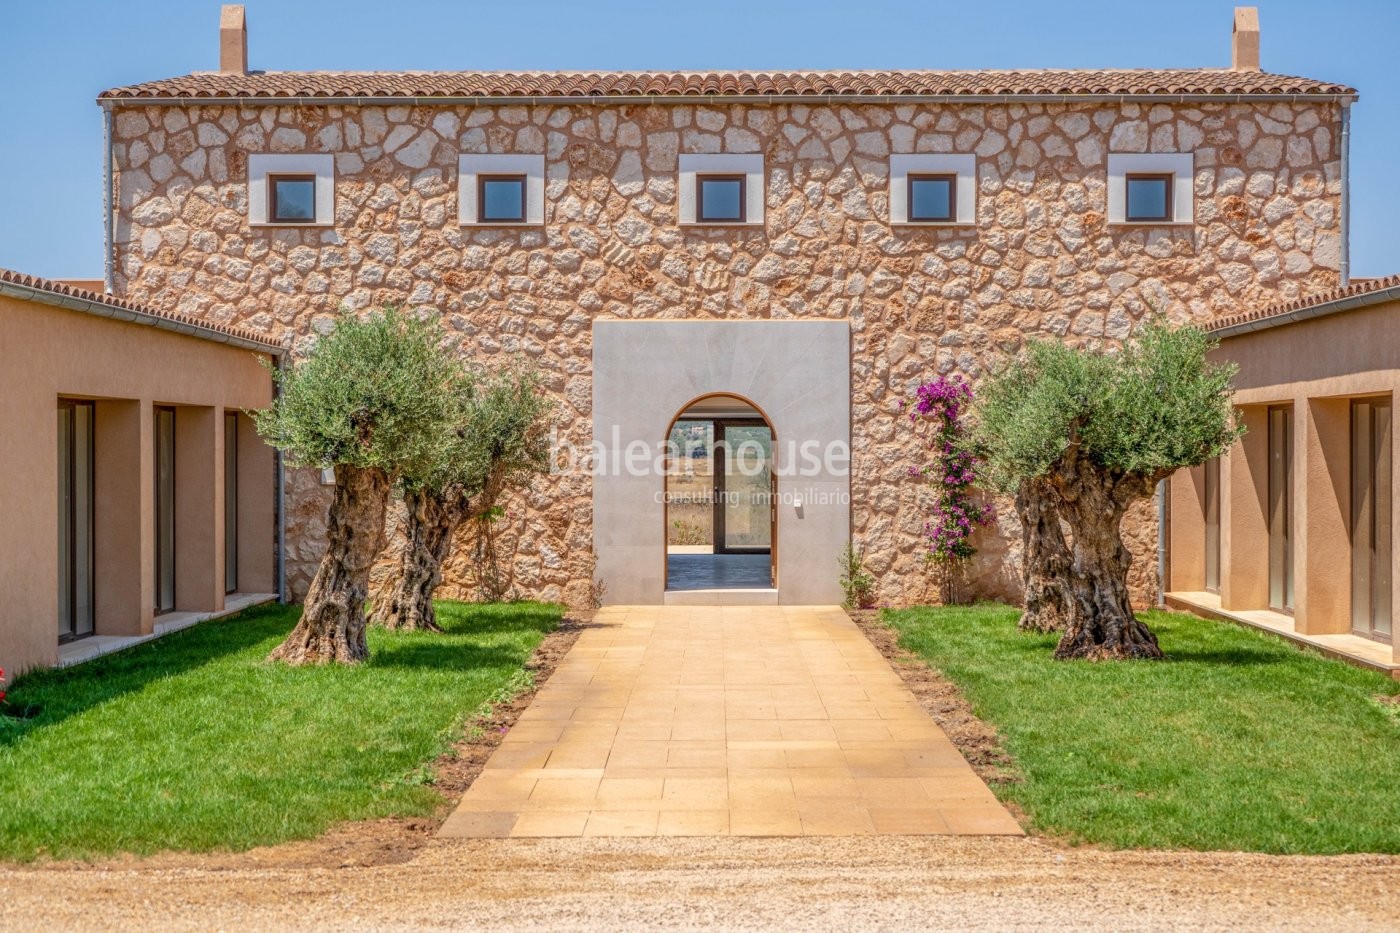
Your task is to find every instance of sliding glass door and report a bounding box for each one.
[1351,398,1393,642]
[1267,406,1294,613]
[57,400,95,641]
[717,423,773,554]
[1204,456,1221,594]
[224,412,238,594]
[155,406,176,614]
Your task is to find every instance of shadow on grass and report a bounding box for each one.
[367,640,536,672]
[432,601,561,638]
[1,600,563,748]
[0,602,298,749]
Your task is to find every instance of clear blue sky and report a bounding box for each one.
[1,0,1395,279]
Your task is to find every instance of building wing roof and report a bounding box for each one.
[98,68,1356,103]
[0,268,283,354]
[1209,275,1400,338]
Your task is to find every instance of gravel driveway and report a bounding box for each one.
[3,835,1397,931]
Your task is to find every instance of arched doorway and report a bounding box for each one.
[664,393,776,593]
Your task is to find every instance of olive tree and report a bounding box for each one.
[253,309,463,664]
[977,322,1240,659]
[370,363,550,631]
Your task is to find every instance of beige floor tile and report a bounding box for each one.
[545,745,612,770]
[437,810,519,838]
[667,745,727,768]
[784,748,850,769]
[938,806,1025,835]
[440,605,1015,839]
[530,777,602,804]
[790,776,862,798]
[484,739,554,767]
[725,748,788,769]
[799,807,877,836]
[510,810,590,837]
[868,808,952,834]
[730,809,804,836]
[596,777,665,802]
[462,774,538,801]
[726,720,784,741]
[657,810,731,836]
[583,810,659,837]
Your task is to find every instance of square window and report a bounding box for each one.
[268,175,317,223]
[478,174,526,223]
[696,175,745,223]
[907,174,956,222]
[1125,174,1173,222]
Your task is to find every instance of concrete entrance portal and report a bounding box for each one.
[591,320,851,605]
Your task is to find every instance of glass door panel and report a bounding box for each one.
[1268,406,1293,612]
[666,420,714,552]
[1204,456,1221,593]
[224,412,238,594]
[719,424,772,551]
[1352,399,1393,641]
[1375,400,1393,640]
[57,400,95,640]
[155,407,176,614]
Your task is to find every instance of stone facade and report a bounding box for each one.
[108,96,1346,607]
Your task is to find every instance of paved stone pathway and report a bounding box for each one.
[440,605,1022,838]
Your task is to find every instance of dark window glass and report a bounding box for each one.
[225,412,238,595]
[479,175,526,222]
[155,406,176,614]
[1126,174,1172,222]
[908,174,955,222]
[697,176,745,222]
[58,400,95,641]
[269,175,316,223]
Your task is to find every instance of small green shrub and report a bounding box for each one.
[838,542,877,610]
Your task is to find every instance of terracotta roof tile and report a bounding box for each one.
[0,268,283,351]
[98,69,1356,102]
[1209,274,1400,333]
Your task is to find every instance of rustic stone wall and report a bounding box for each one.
[110,98,1344,607]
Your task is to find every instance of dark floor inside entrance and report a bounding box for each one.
[666,553,772,591]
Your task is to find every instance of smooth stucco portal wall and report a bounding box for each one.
[592,320,850,604]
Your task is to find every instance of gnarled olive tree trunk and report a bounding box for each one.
[369,468,507,631]
[1048,444,1165,660]
[270,464,392,664]
[1016,477,1072,633]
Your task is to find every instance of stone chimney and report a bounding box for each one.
[1232,7,1260,71]
[219,5,247,74]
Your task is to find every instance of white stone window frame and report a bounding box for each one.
[248,154,335,227]
[679,154,765,227]
[1107,153,1194,225]
[889,154,976,226]
[458,154,546,226]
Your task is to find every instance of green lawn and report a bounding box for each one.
[0,600,559,862]
[884,604,1400,853]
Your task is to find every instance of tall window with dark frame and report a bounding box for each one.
[224,412,239,595]
[1125,173,1173,222]
[57,399,95,642]
[155,406,177,615]
[696,174,746,223]
[1267,405,1294,613]
[1204,455,1221,594]
[907,173,957,222]
[477,174,526,223]
[267,174,317,224]
[1350,397,1392,642]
